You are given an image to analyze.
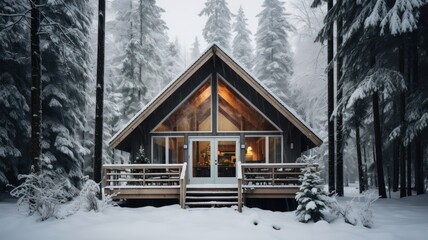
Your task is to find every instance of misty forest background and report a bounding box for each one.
[1,0,427,198]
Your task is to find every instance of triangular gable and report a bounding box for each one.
[109,44,322,149]
[217,76,279,131]
[153,78,211,132]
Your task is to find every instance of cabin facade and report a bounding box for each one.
[104,44,322,211]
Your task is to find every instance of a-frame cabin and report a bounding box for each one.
[104,44,322,211]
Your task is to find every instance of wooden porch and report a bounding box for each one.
[103,162,315,212]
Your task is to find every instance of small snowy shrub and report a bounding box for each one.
[77,179,100,212]
[324,195,358,225]
[58,178,117,218]
[295,165,329,223]
[325,189,378,227]
[359,189,378,228]
[10,172,76,221]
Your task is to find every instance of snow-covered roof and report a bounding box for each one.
[109,43,322,149]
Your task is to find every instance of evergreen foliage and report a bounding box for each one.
[295,164,329,223]
[232,6,254,70]
[254,0,295,104]
[190,36,201,61]
[114,0,170,122]
[39,0,93,186]
[0,0,31,187]
[164,39,185,85]
[135,145,150,164]
[313,0,428,196]
[199,0,232,50]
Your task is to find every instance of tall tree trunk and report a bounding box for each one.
[336,1,344,196]
[371,48,387,198]
[411,31,424,195]
[363,143,368,189]
[30,0,42,174]
[94,0,106,186]
[327,0,335,194]
[415,136,424,194]
[372,142,377,187]
[399,42,407,198]
[407,145,412,196]
[373,92,386,198]
[355,124,365,193]
[392,139,399,191]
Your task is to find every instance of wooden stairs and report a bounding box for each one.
[185,186,240,208]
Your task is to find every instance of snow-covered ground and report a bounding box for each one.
[0,186,427,240]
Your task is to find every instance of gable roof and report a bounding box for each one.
[109,44,323,149]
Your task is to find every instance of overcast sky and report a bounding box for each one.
[157,0,264,56]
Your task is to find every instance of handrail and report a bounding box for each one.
[180,162,187,180]
[103,163,184,188]
[240,163,314,187]
[103,163,184,169]
[180,162,187,208]
[240,163,311,168]
[236,161,243,213]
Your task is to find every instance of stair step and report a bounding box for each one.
[186,201,239,206]
[186,196,237,200]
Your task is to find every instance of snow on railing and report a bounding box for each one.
[180,162,187,208]
[236,161,243,212]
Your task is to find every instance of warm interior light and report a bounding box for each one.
[247,146,252,151]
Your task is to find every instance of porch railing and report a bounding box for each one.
[103,163,185,188]
[240,163,315,187]
[236,161,243,212]
[180,162,187,208]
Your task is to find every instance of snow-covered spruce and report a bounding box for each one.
[232,6,254,71]
[254,0,295,106]
[199,0,232,51]
[295,165,329,223]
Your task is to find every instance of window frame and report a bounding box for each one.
[244,135,283,163]
[151,75,212,133]
[151,136,185,164]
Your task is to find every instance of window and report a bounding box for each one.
[244,136,283,163]
[152,137,184,164]
[154,79,211,132]
[153,138,166,164]
[269,136,282,163]
[168,137,184,164]
[218,77,278,132]
[244,137,265,163]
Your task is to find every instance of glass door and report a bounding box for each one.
[189,137,239,184]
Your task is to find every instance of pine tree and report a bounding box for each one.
[164,39,185,85]
[190,36,201,61]
[199,0,232,50]
[232,6,253,70]
[40,0,93,186]
[254,0,294,104]
[295,165,329,223]
[0,0,31,187]
[119,0,169,122]
[0,74,30,187]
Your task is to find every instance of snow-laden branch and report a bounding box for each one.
[346,68,406,109]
